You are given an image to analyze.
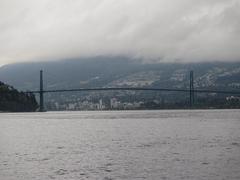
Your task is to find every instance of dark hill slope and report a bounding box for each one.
[0,81,38,112]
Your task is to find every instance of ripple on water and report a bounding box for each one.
[57,146,65,149]
[103,177,113,180]
[55,169,68,176]
[98,163,114,173]
[231,142,240,147]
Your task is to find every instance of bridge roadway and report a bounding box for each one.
[24,70,240,111]
[25,87,240,95]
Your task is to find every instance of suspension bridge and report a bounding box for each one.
[26,70,240,112]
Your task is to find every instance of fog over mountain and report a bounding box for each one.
[0,0,240,65]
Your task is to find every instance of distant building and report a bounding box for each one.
[110,98,118,109]
[98,99,104,110]
[226,96,240,101]
[55,102,59,110]
[67,103,76,110]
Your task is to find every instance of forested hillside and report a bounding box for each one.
[0,81,38,112]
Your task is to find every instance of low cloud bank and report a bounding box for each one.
[0,0,239,65]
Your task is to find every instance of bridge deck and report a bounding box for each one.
[26,87,240,95]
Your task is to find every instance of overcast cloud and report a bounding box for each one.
[0,0,240,65]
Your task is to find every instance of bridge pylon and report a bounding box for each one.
[189,70,194,108]
[39,70,44,112]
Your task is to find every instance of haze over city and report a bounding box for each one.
[0,0,240,66]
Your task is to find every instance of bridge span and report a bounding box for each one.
[26,70,240,112]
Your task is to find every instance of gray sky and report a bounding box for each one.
[0,0,240,65]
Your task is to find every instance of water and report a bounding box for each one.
[0,110,240,180]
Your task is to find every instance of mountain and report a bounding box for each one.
[1,57,240,90]
[0,81,38,112]
[0,57,239,110]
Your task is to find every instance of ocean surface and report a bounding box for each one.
[0,110,240,180]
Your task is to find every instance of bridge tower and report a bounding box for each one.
[189,70,194,108]
[39,70,44,112]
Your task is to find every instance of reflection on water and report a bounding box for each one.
[0,110,240,180]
